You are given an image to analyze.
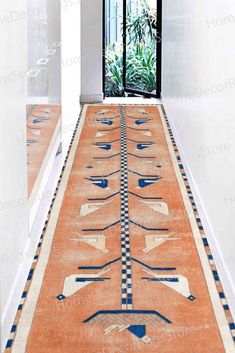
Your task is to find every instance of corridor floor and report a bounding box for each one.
[11,105,235,352]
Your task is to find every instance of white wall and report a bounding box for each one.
[61,0,82,149]
[80,0,103,103]
[48,1,61,103]
[27,0,61,103]
[0,1,82,351]
[0,1,28,351]
[162,0,235,317]
[27,0,48,99]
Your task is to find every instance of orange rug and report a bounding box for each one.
[12,105,235,353]
[27,104,61,196]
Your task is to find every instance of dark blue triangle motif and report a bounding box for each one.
[90,179,109,189]
[137,144,151,150]
[33,118,47,124]
[97,144,112,151]
[135,119,148,125]
[128,325,146,339]
[139,178,159,188]
[97,120,113,126]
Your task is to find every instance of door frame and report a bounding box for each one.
[103,0,162,98]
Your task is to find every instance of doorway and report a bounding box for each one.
[103,0,162,98]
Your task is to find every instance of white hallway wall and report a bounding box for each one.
[80,0,103,103]
[62,0,81,149]
[48,0,61,104]
[162,0,235,316]
[0,1,81,351]
[0,1,28,351]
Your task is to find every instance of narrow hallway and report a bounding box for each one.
[1,1,235,352]
[9,105,235,353]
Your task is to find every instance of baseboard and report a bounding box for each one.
[162,97,235,320]
[80,93,103,103]
[1,257,31,352]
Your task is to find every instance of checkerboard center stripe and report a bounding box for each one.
[120,106,132,310]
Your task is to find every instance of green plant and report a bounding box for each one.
[126,0,157,45]
[126,44,156,93]
[105,44,156,97]
[105,45,125,97]
[105,0,157,97]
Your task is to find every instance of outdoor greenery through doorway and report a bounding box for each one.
[105,0,158,97]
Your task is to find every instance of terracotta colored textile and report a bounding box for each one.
[23,106,231,353]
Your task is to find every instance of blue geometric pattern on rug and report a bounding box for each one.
[138,178,160,188]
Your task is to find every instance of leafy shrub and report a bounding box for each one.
[105,0,157,97]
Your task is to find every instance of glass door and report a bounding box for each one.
[123,0,161,97]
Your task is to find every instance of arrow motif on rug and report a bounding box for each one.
[71,234,109,253]
[143,233,179,253]
[138,178,161,188]
[136,143,152,150]
[87,178,109,189]
[57,269,111,301]
[79,203,107,217]
[95,143,112,150]
[142,269,196,301]
[96,119,113,126]
[141,201,169,215]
